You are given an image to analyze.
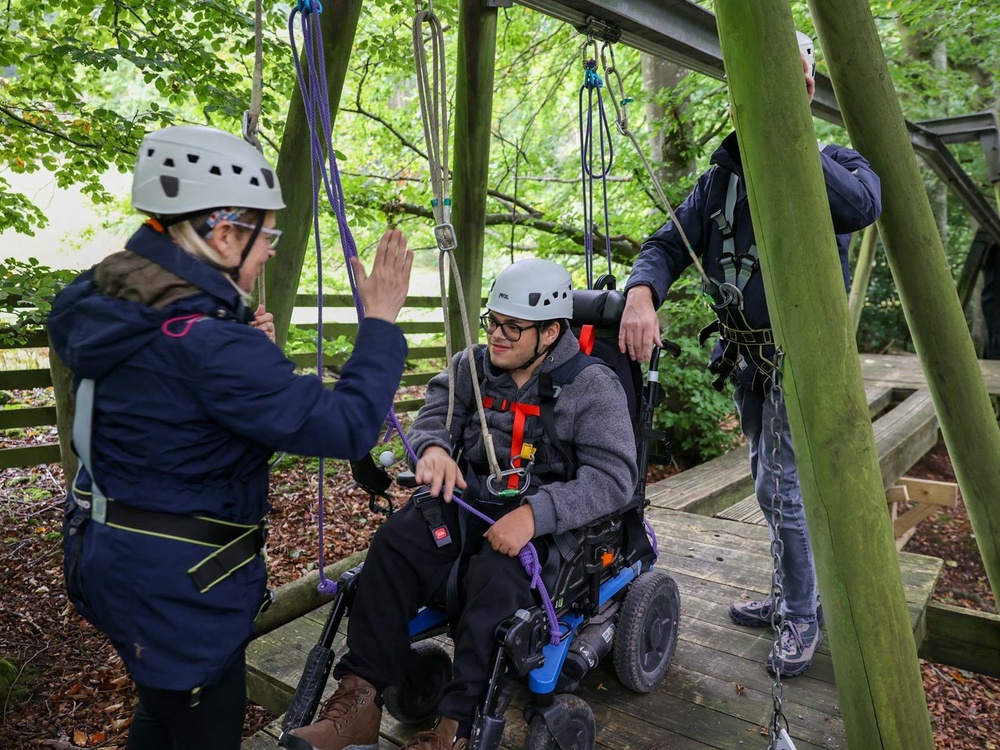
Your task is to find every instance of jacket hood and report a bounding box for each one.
[710,131,743,175]
[48,224,250,379]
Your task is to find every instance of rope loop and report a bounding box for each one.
[297,0,323,14]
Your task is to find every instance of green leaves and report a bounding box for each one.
[0,257,78,346]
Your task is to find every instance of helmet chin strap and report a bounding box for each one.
[515,323,562,371]
[230,214,265,282]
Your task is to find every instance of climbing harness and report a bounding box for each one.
[578,37,615,290]
[289,0,415,595]
[695,172,776,391]
[69,379,266,595]
[766,351,798,750]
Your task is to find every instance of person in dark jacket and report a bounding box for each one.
[619,33,882,677]
[47,124,413,750]
[285,259,638,750]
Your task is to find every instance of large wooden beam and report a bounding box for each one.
[268,0,364,349]
[449,0,499,338]
[714,2,935,747]
[809,0,1000,617]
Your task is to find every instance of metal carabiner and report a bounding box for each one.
[486,463,533,498]
[711,282,744,311]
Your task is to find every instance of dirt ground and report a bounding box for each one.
[1,407,997,748]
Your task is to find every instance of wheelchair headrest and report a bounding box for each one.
[571,289,625,329]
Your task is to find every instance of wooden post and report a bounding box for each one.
[809,0,1000,604]
[268,0,364,349]
[450,0,498,339]
[713,3,935,748]
[47,331,77,492]
[848,224,878,333]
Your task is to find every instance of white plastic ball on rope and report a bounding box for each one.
[379,451,396,468]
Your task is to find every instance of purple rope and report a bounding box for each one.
[288,6,561,639]
[644,517,659,560]
[449,495,561,645]
[290,5,413,595]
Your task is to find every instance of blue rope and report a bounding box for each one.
[578,57,615,290]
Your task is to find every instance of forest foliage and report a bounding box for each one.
[2,0,998,460]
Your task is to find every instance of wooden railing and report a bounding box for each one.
[0,295,475,471]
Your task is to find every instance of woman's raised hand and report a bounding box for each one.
[352,228,414,324]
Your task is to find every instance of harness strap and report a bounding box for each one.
[71,378,265,593]
[706,172,759,304]
[509,403,541,490]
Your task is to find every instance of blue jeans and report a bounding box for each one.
[734,385,819,623]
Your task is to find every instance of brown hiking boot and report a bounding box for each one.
[401,717,469,750]
[280,675,381,750]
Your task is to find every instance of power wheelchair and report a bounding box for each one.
[279,288,682,750]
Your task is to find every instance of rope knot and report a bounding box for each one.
[297,0,322,13]
[317,577,338,596]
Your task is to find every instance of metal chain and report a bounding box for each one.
[767,349,791,749]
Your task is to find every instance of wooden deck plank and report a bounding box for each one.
[714,388,938,528]
[646,381,901,518]
[859,353,1000,396]
[246,510,941,750]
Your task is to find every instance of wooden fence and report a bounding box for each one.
[0,295,473,471]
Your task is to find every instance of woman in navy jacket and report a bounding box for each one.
[48,125,412,749]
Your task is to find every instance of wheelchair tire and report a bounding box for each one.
[613,569,680,693]
[382,641,453,726]
[524,694,596,750]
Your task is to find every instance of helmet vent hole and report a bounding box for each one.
[159,175,180,198]
[528,292,541,307]
[187,154,200,164]
[232,165,243,175]
[250,176,260,186]
[146,148,156,157]
[543,299,551,306]
[163,158,175,168]
[209,165,222,176]
[262,169,275,189]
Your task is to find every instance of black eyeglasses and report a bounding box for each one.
[479,314,536,342]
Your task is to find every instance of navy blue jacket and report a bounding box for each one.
[625,132,881,388]
[49,224,408,690]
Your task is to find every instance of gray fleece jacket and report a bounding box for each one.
[407,331,638,536]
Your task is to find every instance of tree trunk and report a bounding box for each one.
[715,2,936,747]
[48,331,76,492]
[810,0,1000,612]
[640,54,694,188]
[268,0,364,350]
[450,0,499,340]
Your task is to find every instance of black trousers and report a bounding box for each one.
[127,654,247,750]
[335,496,553,735]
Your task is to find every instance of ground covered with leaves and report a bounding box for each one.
[1,388,997,748]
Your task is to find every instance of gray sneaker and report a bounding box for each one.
[766,619,822,677]
[728,596,825,628]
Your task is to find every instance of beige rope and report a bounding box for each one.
[414,0,502,481]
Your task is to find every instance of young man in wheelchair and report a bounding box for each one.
[285,259,639,750]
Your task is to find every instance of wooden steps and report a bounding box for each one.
[243,510,942,750]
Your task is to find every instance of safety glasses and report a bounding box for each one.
[231,221,283,250]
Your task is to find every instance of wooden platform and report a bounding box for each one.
[243,510,942,750]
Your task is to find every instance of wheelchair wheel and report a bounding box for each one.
[382,641,453,725]
[613,569,680,693]
[524,694,596,750]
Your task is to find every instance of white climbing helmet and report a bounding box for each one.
[487,259,574,321]
[797,30,816,78]
[131,125,285,216]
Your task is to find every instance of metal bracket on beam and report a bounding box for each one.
[485,0,514,7]
[916,111,1000,185]
[576,15,621,44]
